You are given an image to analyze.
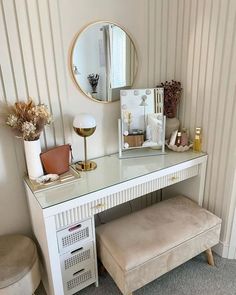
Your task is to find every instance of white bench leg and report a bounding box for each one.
[205,248,215,266]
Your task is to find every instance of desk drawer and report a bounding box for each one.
[63,262,96,295]
[164,165,199,186]
[89,165,199,215]
[57,219,93,254]
[54,165,199,230]
[60,241,94,278]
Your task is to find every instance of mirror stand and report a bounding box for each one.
[118,118,166,159]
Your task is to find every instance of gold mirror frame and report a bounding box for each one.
[69,21,139,104]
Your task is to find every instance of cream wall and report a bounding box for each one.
[0,0,148,235]
[146,0,236,257]
[0,0,235,257]
[59,0,149,159]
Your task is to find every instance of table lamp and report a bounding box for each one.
[140,95,148,131]
[73,113,97,171]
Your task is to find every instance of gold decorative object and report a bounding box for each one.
[73,113,97,171]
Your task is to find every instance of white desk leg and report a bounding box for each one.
[44,216,64,295]
[162,159,207,206]
[197,160,207,206]
[92,216,99,287]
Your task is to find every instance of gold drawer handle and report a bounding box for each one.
[170,176,179,181]
[91,203,106,209]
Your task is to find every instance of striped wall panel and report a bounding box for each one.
[0,0,69,148]
[0,0,71,235]
[147,0,236,248]
[0,0,235,255]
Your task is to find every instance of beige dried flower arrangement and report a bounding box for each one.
[5,99,52,141]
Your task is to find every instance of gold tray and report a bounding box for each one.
[27,166,81,192]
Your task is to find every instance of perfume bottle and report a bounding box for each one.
[181,128,189,146]
[193,127,202,152]
[176,132,182,147]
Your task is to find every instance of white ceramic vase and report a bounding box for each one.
[24,138,44,180]
[165,117,180,139]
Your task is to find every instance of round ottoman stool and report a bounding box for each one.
[0,234,41,295]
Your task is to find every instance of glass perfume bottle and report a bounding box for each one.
[181,128,189,146]
[193,127,202,152]
[176,132,182,147]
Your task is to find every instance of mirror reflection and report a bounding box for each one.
[71,22,138,103]
[120,88,165,154]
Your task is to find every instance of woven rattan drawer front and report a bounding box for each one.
[57,219,93,254]
[60,241,94,280]
[63,263,95,295]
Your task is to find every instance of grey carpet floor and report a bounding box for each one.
[78,254,236,295]
[36,253,236,295]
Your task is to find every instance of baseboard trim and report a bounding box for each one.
[213,240,229,258]
[228,245,236,259]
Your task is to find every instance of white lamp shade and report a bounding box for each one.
[73,113,96,128]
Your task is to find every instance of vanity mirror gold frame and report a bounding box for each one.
[69,21,138,103]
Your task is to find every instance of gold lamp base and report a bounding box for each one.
[74,160,97,171]
[73,115,97,172]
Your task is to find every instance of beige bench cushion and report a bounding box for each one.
[0,235,37,289]
[96,196,222,294]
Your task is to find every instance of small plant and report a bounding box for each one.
[158,80,182,118]
[5,99,52,141]
[87,74,99,93]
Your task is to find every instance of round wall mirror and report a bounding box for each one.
[70,21,138,103]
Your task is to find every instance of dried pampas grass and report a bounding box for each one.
[4,98,52,141]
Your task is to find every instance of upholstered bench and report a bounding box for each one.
[96,196,222,295]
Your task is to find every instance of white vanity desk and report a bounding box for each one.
[25,151,207,295]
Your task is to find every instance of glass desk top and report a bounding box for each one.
[25,150,206,209]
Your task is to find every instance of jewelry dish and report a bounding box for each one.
[166,143,193,152]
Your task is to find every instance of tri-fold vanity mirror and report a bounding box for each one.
[70,21,138,103]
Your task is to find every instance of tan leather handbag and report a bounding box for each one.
[40,144,72,175]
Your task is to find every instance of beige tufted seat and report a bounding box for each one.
[0,234,41,295]
[96,196,222,295]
